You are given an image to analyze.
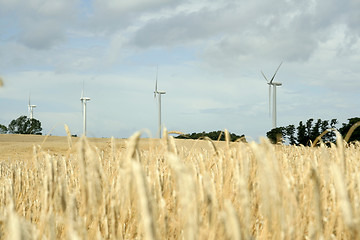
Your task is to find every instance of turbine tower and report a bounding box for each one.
[154,67,166,138]
[28,93,36,120]
[80,87,91,136]
[261,62,283,129]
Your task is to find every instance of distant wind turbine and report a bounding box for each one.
[28,93,36,120]
[80,84,91,136]
[154,67,166,138]
[261,62,283,129]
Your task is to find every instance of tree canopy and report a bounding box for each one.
[7,115,42,135]
[0,124,7,134]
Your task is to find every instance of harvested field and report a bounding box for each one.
[0,132,360,239]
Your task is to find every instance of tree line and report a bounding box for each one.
[2,115,359,145]
[176,130,246,142]
[0,115,42,135]
[267,117,360,145]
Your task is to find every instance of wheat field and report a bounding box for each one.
[0,130,360,239]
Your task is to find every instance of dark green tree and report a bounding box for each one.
[339,117,360,143]
[8,116,42,135]
[0,124,7,134]
[320,120,329,138]
[297,121,307,145]
[305,118,314,143]
[310,119,322,141]
[266,127,285,144]
[285,124,296,145]
[320,120,329,131]
[329,119,338,142]
[319,119,337,143]
[330,119,338,128]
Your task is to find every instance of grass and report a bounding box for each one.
[0,130,360,239]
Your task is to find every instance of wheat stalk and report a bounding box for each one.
[0,132,360,239]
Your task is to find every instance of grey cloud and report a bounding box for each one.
[127,0,360,64]
[0,0,80,50]
[129,3,256,48]
[342,3,360,36]
[93,0,180,14]
[89,0,183,33]
[131,12,215,47]
[18,21,66,49]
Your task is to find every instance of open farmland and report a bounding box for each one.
[1,132,360,239]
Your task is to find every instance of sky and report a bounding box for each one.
[0,0,359,140]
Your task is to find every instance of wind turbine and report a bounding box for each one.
[154,67,166,138]
[80,85,91,136]
[261,62,283,129]
[28,93,36,120]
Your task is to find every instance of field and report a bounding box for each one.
[1,131,360,239]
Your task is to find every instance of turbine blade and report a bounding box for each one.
[154,82,157,99]
[154,65,158,99]
[81,88,84,99]
[270,62,283,84]
[155,79,158,93]
[155,66,158,92]
[261,71,269,82]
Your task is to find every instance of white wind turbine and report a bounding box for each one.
[28,93,36,120]
[80,85,91,136]
[154,67,166,138]
[261,62,283,129]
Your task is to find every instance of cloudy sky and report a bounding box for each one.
[0,0,359,140]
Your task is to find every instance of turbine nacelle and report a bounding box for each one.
[271,82,282,86]
[154,90,166,97]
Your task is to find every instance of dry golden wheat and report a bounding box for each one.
[0,130,360,239]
